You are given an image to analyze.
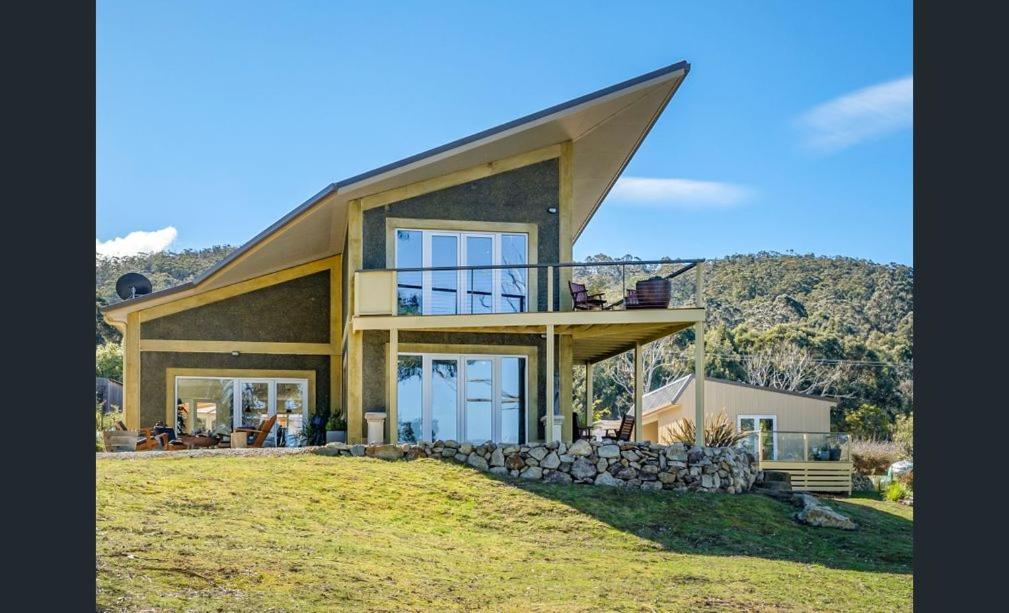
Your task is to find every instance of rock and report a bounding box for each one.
[852,474,875,492]
[502,445,519,455]
[641,481,663,491]
[567,439,592,456]
[665,443,688,462]
[794,494,857,530]
[596,458,609,473]
[505,453,525,470]
[570,457,598,480]
[406,446,428,460]
[520,466,543,480]
[657,472,677,485]
[443,440,459,449]
[559,454,574,463]
[528,446,549,461]
[467,453,489,470]
[540,452,561,470]
[441,448,456,458]
[312,446,345,457]
[594,472,620,487]
[597,444,621,459]
[640,464,659,475]
[490,448,505,467]
[365,445,404,460]
[459,443,474,455]
[350,444,366,457]
[615,467,638,480]
[620,450,641,462]
[489,466,509,476]
[544,470,573,484]
[453,453,468,462]
[687,448,704,463]
[701,474,714,489]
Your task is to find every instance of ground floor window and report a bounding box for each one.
[397,353,526,444]
[174,376,309,446]
[737,414,777,460]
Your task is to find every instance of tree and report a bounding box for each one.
[96,342,123,381]
[740,343,848,397]
[95,295,122,345]
[843,403,892,440]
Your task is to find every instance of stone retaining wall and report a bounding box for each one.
[316,438,759,493]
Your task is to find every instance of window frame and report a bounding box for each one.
[395,227,530,315]
[397,351,528,444]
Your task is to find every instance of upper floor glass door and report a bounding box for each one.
[395,228,528,315]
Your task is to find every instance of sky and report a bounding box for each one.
[97,1,912,265]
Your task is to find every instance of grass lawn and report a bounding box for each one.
[97,454,912,611]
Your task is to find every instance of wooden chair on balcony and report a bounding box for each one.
[572,413,593,441]
[233,414,279,448]
[605,413,635,441]
[568,281,608,310]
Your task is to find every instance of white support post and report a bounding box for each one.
[634,341,643,443]
[546,266,554,312]
[387,328,398,444]
[544,325,555,442]
[694,321,705,447]
[585,361,593,431]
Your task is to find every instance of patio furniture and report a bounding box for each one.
[572,413,592,440]
[233,414,278,448]
[568,281,608,310]
[102,427,161,452]
[605,413,635,441]
[174,434,219,450]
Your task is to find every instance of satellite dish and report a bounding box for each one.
[115,272,153,300]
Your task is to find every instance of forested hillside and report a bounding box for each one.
[96,248,913,433]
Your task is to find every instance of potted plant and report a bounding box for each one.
[326,412,347,444]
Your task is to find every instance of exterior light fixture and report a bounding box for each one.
[547,207,557,214]
[231,351,240,357]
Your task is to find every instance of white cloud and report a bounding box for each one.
[96,226,178,257]
[608,177,751,209]
[797,75,913,152]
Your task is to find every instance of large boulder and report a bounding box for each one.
[540,452,561,470]
[594,472,620,487]
[543,471,573,485]
[365,444,404,460]
[794,494,857,530]
[467,453,489,470]
[505,453,525,470]
[570,457,597,480]
[597,444,621,459]
[567,439,592,456]
[490,448,505,467]
[520,466,543,480]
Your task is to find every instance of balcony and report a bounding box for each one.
[352,259,706,363]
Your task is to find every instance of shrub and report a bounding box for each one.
[892,413,913,459]
[883,480,911,502]
[851,438,900,475]
[843,403,892,440]
[668,412,749,447]
[326,412,347,431]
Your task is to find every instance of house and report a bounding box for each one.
[101,61,713,447]
[641,374,837,446]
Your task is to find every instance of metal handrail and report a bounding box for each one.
[357,258,704,274]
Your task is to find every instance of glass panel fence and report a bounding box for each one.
[737,431,850,462]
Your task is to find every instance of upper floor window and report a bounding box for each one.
[395,229,528,315]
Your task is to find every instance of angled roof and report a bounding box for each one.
[104,61,690,319]
[642,375,838,414]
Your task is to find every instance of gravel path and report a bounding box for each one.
[96,446,321,460]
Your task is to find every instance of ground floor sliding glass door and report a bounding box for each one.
[174,376,309,447]
[397,353,526,444]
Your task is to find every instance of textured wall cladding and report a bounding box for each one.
[362,159,560,310]
[141,272,330,343]
[361,331,547,443]
[139,352,331,428]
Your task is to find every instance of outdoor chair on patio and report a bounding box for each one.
[568,281,609,310]
[103,426,161,452]
[605,413,635,441]
[233,414,279,448]
[572,413,593,441]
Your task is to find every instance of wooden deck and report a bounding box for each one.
[760,460,853,494]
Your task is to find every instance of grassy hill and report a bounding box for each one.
[97,454,912,611]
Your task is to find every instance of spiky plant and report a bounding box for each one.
[667,411,749,447]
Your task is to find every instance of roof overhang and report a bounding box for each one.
[104,61,690,321]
